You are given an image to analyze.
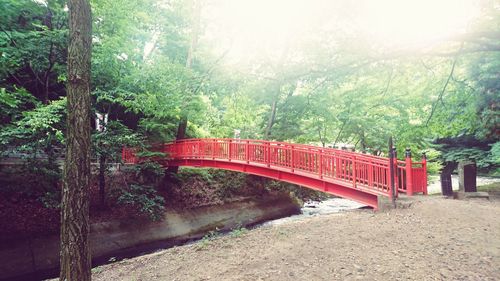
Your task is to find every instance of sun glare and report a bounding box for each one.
[355,0,480,48]
[206,0,481,62]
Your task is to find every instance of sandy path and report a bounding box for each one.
[93,197,500,281]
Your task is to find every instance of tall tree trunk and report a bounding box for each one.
[170,0,200,175]
[359,130,367,152]
[263,43,292,140]
[185,0,200,70]
[176,115,188,140]
[264,99,277,140]
[175,0,201,142]
[60,0,92,280]
[264,81,284,140]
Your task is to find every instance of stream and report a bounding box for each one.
[263,197,365,226]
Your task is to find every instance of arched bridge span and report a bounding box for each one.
[122,138,427,209]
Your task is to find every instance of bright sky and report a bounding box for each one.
[204,0,481,63]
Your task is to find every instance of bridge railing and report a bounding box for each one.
[395,151,428,196]
[123,138,427,197]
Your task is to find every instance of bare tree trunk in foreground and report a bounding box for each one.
[60,0,92,279]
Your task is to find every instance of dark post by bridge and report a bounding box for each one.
[422,153,428,193]
[458,161,477,192]
[441,171,454,197]
[388,137,396,202]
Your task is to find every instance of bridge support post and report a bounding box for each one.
[388,138,397,204]
[211,139,215,159]
[422,153,428,195]
[405,148,414,196]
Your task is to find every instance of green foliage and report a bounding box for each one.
[0,159,60,199]
[422,148,443,175]
[132,160,165,185]
[0,87,39,125]
[116,184,165,221]
[0,98,66,158]
[0,0,68,101]
[211,169,248,197]
[134,150,167,159]
[114,159,166,220]
[0,0,499,208]
[92,121,143,161]
[490,142,500,166]
[442,147,493,169]
[229,226,248,238]
[198,227,221,249]
[175,167,214,183]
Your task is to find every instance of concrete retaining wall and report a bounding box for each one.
[0,194,300,280]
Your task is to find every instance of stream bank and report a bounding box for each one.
[0,194,300,281]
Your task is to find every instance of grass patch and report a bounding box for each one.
[229,226,248,238]
[196,228,221,250]
[478,182,500,192]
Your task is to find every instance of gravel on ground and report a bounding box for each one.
[92,196,500,281]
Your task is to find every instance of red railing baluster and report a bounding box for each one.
[319,149,323,178]
[245,140,249,164]
[212,139,215,159]
[368,160,373,188]
[352,155,357,188]
[405,148,413,196]
[267,142,271,167]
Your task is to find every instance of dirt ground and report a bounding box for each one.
[92,196,500,281]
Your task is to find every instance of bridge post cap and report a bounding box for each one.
[405,148,412,158]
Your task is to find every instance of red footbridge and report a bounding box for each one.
[122,138,427,209]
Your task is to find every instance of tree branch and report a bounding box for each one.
[425,44,462,126]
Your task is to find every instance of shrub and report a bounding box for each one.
[116,184,165,221]
[175,167,213,183]
[212,170,247,197]
[133,160,165,185]
[0,159,61,199]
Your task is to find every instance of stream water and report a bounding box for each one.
[262,197,365,226]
